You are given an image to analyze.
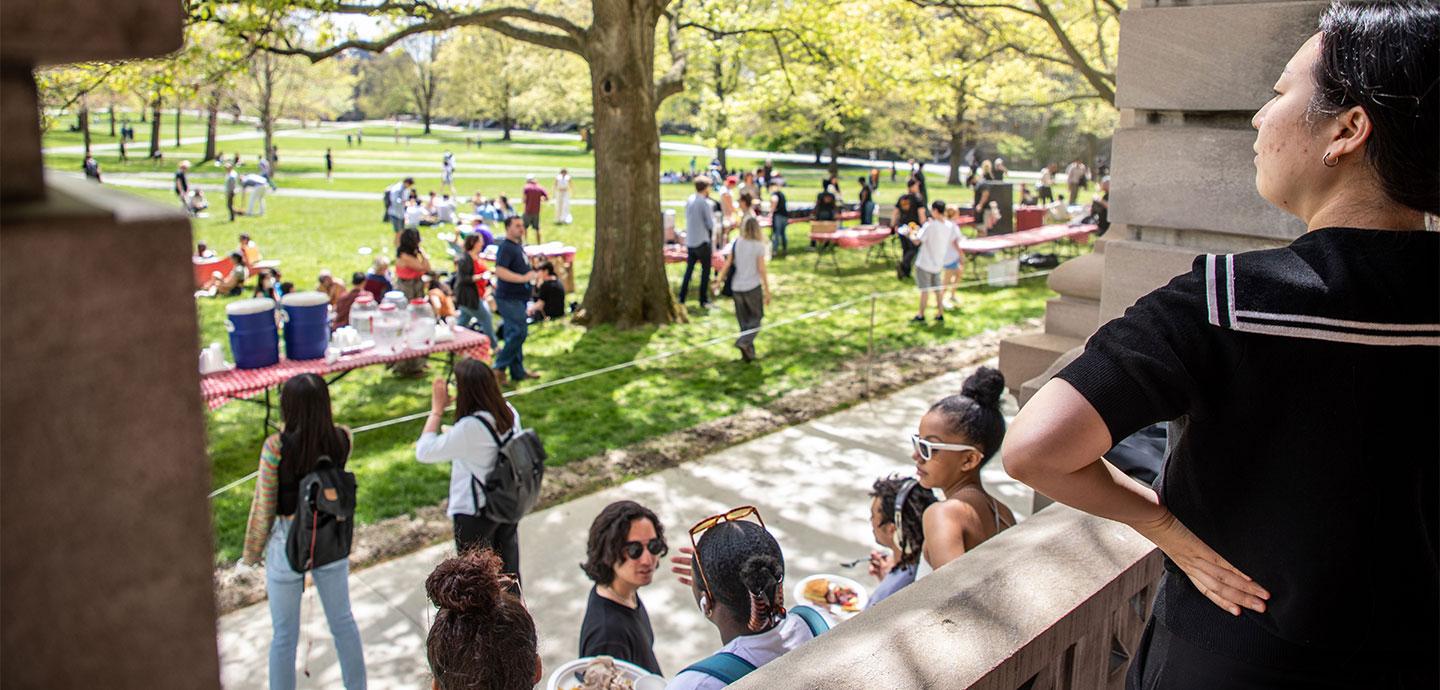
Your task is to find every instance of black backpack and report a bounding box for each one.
[285,455,357,573]
[471,414,547,524]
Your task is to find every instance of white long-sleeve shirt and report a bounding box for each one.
[415,405,520,517]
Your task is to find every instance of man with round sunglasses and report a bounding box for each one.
[578,500,668,675]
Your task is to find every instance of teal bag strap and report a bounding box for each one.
[791,605,830,636]
[679,652,757,685]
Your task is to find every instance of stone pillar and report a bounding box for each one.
[999,0,1326,403]
[0,1,222,688]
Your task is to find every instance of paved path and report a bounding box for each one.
[216,361,1035,689]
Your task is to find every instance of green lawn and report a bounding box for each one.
[47,114,1073,563]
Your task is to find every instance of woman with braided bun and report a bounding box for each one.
[666,514,831,689]
[423,548,541,690]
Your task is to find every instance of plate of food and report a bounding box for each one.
[547,656,665,690]
[794,573,867,619]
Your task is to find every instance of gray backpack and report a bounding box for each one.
[471,414,547,524]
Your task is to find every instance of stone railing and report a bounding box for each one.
[734,504,1163,690]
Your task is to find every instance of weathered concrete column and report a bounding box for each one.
[999,0,1325,402]
[0,1,222,687]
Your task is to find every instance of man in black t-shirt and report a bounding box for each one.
[890,178,928,279]
[578,501,666,675]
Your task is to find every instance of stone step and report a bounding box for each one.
[998,331,1084,397]
[1043,296,1101,340]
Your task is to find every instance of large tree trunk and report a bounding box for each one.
[575,0,681,327]
[203,90,221,163]
[148,98,162,159]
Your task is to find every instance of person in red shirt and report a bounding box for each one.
[521,174,549,244]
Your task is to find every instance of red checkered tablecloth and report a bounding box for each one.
[201,327,491,410]
[959,223,1098,255]
[810,226,894,248]
[663,245,729,270]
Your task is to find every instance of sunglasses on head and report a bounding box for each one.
[622,538,667,561]
[910,434,978,463]
[689,506,766,608]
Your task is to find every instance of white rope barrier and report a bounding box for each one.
[208,267,1055,499]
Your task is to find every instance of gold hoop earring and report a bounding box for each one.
[1322,151,1340,168]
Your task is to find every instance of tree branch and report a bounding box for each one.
[236,5,586,62]
[655,11,687,105]
[1030,0,1114,103]
[968,91,1104,109]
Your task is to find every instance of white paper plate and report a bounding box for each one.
[793,573,868,620]
[546,657,664,690]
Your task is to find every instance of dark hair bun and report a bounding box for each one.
[739,554,782,595]
[961,366,1005,409]
[426,548,505,618]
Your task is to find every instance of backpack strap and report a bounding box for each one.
[679,652,757,686]
[467,413,513,505]
[790,605,830,637]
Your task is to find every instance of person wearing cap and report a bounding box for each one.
[521,174,549,244]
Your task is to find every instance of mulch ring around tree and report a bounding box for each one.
[213,318,1039,614]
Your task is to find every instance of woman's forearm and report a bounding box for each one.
[1004,378,1169,531]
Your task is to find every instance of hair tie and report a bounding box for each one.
[746,591,770,631]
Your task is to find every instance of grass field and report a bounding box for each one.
[46,112,1077,562]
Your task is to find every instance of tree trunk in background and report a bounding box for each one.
[574,0,681,327]
[712,58,727,173]
[108,105,116,138]
[203,90,220,163]
[827,132,841,178]
[501,81,513,140]
[175,104,182,148]
[814,146,822,165]
[945,80,970,185]
[80,102,91,157]
[260,53,276,166]
[149,98,162,159]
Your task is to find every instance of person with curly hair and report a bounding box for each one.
[865,475,939,607]
[424,548,540,690]
[577,500,667,674]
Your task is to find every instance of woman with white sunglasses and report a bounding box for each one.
[910,366,1015,580]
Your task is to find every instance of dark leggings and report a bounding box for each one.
[453,513,521,587]
[1127,616,1368,690]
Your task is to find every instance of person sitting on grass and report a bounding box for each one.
[866,475,939,607]
[362,257,393,301]
[196,252,248,298]
[909,200,963,323]
[425,272,457,321]
[196,241,216,259]
[666,507,831,689]
[404,198,437,230]
[332,272,365,329]
[911,367,1015,579]
[526,262,566,322]
[317,269,346,306]
[238,233,262,270]
[424,548,541,690]
[435,194,458,225]
[465,217,494,250]
[578,500,668,675]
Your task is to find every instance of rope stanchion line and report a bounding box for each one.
[208,268,1055,499]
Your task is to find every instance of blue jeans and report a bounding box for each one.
[770,216,789,255]
[861,200,876,225]
[493,297,529,379]
[266,518,366,690]
[458,303,497,349]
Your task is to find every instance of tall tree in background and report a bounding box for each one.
[403,33,445,134]
[199,0,814,326]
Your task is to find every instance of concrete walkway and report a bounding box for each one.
[216,361,1034,689]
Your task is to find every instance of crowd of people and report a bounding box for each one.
[242,359,1016,690]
